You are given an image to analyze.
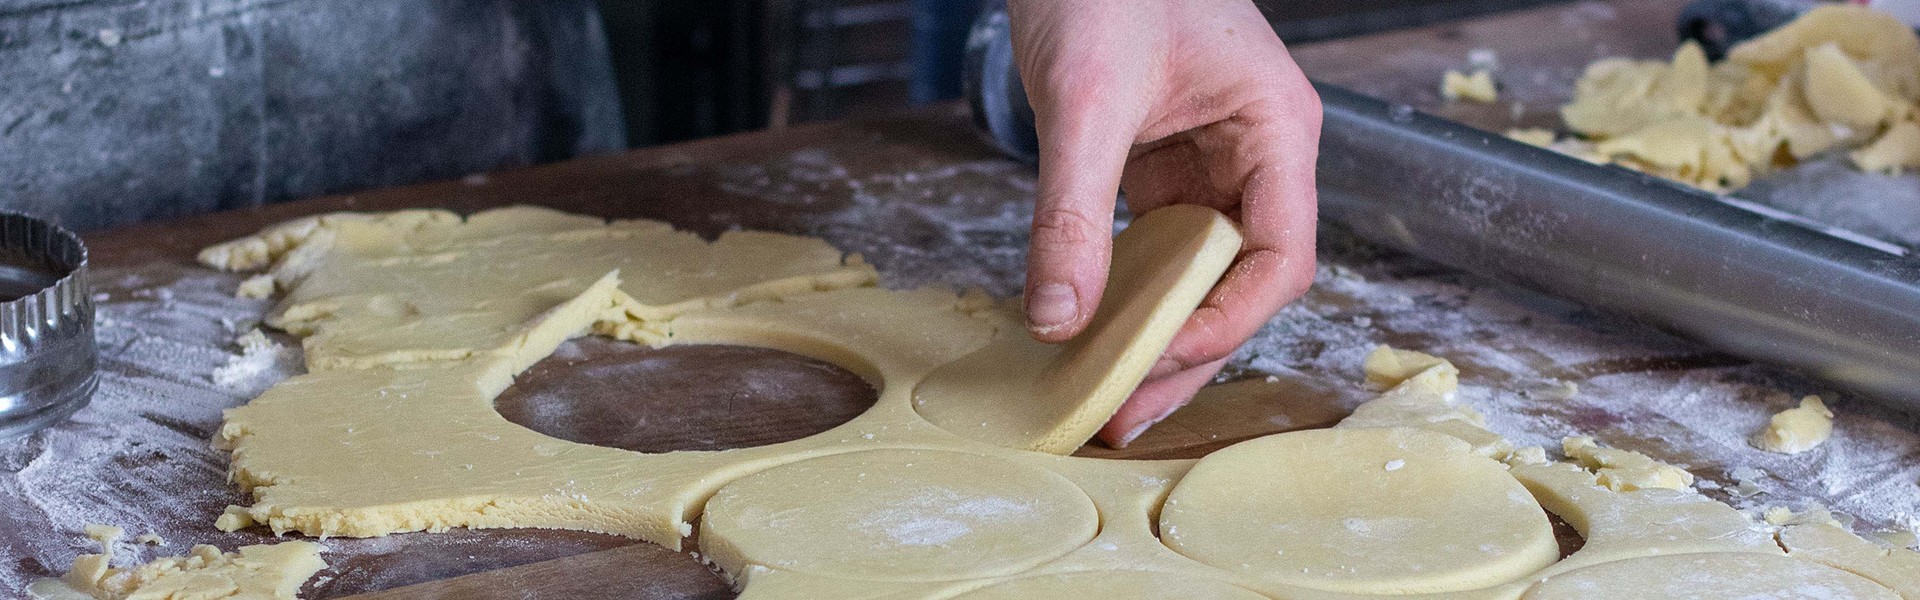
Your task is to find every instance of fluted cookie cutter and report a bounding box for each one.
[0,211,95,440]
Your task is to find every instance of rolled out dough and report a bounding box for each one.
[1159,427,1558,594]
[184,207,1920,599]
[950,571,1267,600]
[912,205,1242,454]
[699,449,1098,582]
[1520,552,1898,600]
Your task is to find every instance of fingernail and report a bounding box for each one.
[1027,283,1078,334]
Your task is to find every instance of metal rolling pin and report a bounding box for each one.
[1315,85,1920,413]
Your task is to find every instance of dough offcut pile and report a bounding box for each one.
[54,204,1919,598]
[1511,5,1920,191]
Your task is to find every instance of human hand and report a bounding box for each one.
[1007,0,1321,447]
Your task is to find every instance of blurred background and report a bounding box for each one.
[608,0,1568,142]
[0,0,1566,231]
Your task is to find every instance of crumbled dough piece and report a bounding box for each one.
[133,534,165,546]
[1753,395,1834,454]
[83,524,125,545]
[1441,69,1498,103]
[213,505,255,532]
[1505,127,1557,147]
[1341,349,1511,459]
[234,274,275,300]
[1562,436,1695,491]
[1764,504,1845,527]
[33,528,324,600]
[1507,445,1549,466]
[1728,466,1769,498]
[1852,119,1920,174]
[1548,6,1920,190]
[1360,345,1452,389]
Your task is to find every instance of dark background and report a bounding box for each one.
[0,0,1566,231]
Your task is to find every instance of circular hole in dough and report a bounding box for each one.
[948,571,1268,600]
[1520,552,1899,599]
[1158,427,1559,594]
[699,448,1098,582]
[494,339,876,453]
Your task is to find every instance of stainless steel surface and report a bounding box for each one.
[0,212,95,439]
[1315,83,1920,414]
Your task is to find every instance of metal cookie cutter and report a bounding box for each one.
[0,212,95,439]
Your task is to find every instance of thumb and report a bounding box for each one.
[1020,77,1140,342]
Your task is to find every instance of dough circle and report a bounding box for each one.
[949,571,1268,600]
[1521,552,1900,599]
[1159,427,1558,594]
[699,448,1099,582]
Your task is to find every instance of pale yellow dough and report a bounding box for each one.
[1754,395,1836,454]
[31,525,323,600]
[1520,552,1897,599]
[913,205,1242,454]
[700,449,1098,582]
[1442,69,1499,103]
[193,208,1920,598]
[949,571,1268,600]
[1159,427,1558,594]
[1561,435,1696,491]
[1544,6,1920,190]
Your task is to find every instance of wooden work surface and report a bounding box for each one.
[8,1,1916,598]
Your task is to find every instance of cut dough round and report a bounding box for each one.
[1159,427,1558,594]
[950,571,1267,600]
[913,205,1242,454]
[700,449,1098,582]
[1521,552,1899,599]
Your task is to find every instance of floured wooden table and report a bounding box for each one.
[2,0,1916,597]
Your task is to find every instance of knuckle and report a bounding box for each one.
[1030,207,1100,251]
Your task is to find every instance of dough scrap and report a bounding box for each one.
[1561,435,1696,491]
[1506,127,1558,147]
[1541,6,1920,190]
[1338,350,1512,459]
[196,206,1920,598]
[1853,119,1920,174]
[32,526,324,600]
[1754,395,1836,454]
[275,214,872,370]
[1159,427,1558,594]
[1443,69,1499,103]
[1360,345,1452,389]
[912,205,1242,454]
[1520,552,1899,600]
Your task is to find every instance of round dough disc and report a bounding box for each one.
[953,571,1268,600]
[1159,427,1558,594]
[700,449,1098,582]
[1522,552,1900,599]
